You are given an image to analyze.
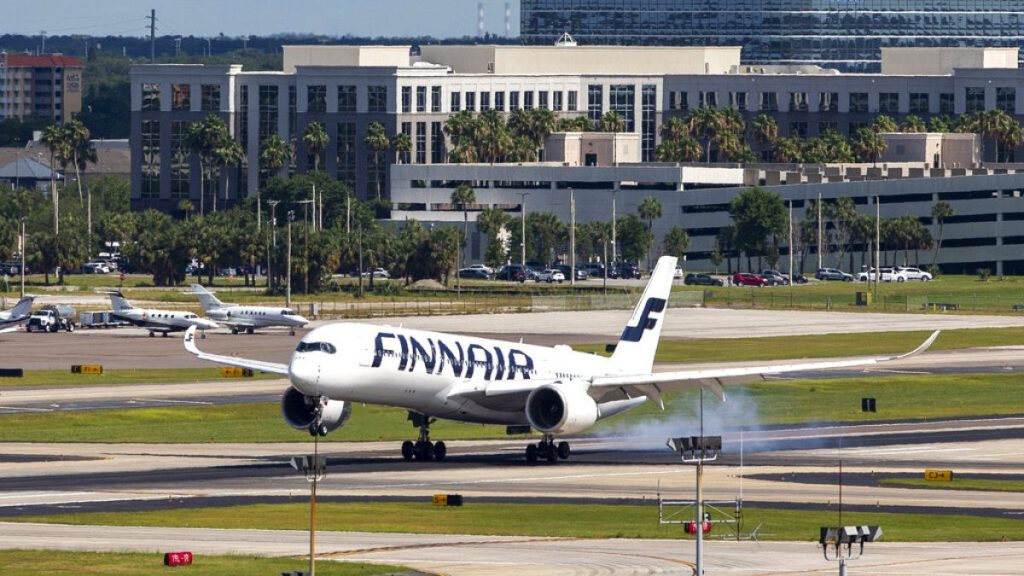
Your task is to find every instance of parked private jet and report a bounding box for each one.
[107,291,218,337]
[0,296,34,333]
[184,256,939,463]
[190,284,309,335]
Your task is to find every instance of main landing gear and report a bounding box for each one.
[307,396,329,437]
[401,412,446,462]
[525,435,570,464]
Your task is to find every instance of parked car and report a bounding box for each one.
[537,268,566,283]
[615,262,643,279]
[816,267,854,281]
[733,272,768,287]
[791,273,809,284]
[457,267,491,280]
[497,264,529,282]
[83,262,111,274]
[856,267,907,283]
[357,267,390,279]
[464,264,494,276]
[684,273,723,286]
[580,262,607,278]
[760,269,790,286]
[896,266,933,281]
[556,264,588,281]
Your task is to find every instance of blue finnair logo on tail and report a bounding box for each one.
[620,297,666,342]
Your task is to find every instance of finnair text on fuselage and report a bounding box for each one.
[371,331,535,381]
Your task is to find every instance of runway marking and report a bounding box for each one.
[867,369,932,375]
[0,406,53,412]
[131,399,213,405]
[836,446,972,455]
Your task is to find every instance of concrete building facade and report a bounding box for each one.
[0,53,84,124]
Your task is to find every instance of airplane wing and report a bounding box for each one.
[590,330,941,398]
[183,326,289,375]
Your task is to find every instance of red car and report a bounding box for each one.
[733,272,768,287]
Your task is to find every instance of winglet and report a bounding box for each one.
[895,330,940,360]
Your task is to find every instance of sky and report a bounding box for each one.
[0,0,521,39]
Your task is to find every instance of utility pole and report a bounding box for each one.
[311,183,317,233]
[519,192,530,271]
[268,200,280,290]
[286,210,295,307]
[875,195,881,301]
[40,31,46,55]
[817,191,823,270]
[788,200,793,287]
[148,9,156,63]
[569,187,576,286]
[20,216,27,298]
[611,188,618,264]
[345,195,351,235]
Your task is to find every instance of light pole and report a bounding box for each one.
[668,431,722,576]
[268,200,280,290]
[286,210,295,307]
[296,199,313,295]
[569,187,576,286]
[611,187,618,264]
[20,216,27,298]
[291,451,327,576]
[519,192,530,271]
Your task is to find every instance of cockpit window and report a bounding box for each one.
[296,341,336,354]
[281,309,294,315]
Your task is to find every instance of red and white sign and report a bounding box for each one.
[163,551,193,566]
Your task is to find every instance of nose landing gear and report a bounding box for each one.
[525,435,570,463]
[401,412,446,462]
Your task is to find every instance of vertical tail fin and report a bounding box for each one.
[107,291,134,312]
[8,296,35,319]
[609,256,677,374]
[190,284,226,311]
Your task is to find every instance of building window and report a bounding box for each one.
[965,87,985,114]
[201,84,220,112]
[480,91,491,111]
[416,86,426,113]
[465,91,476,112]
[368,86,387,113]
[699,91,717,108]
[538,91,549,109]
[849,92,869,113]
[510,91,520,110]
[789,92,808,112]
[879,92,899,114]
[336,122,356,187]
[171,83,190,111]
[142,83,161,111]
[939,93,955,115]
[258,85,279,141]
[568,90,578,111]
[495,91,505,112]
[450,91,461,112]
[338,85,357,113]
[641,84,656,162]
[819,92,838,113]
[788,121,808,138]
[399,122,412,164]
[431,121,444,164]
[288,86,297,175]
[729,92,747,111]
[401,86,411,113]
[523,91,534,109]
[141,120,160,199]
[416,122,427,164]
[909,93,929,115]
[431,86,441,112]
[170,120,191,200]
[609,85,635,131]
[997,87,1016,114]
[760,91,778,112]
[553,91,563,111]
[239,85,249,150]
[587,84,603,124]
[307,85,327,114]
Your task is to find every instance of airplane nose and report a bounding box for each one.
[289,356,319,395]
[203,319,219,329]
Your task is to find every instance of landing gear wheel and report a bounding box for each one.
[231,327,238,335]
[545,445,558,463]
[525,443,539,463]
[162,332,168,338]
[414,440,434,461]
[290,329,296,336]
[148,331,155,338]
[401,440,415,461]
[433,441,447,461]
[247,327,255,335]
[557,441,571,460]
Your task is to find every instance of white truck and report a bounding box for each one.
[27,305,77,333]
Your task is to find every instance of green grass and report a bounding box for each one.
[0,550,407,576]
[0,368,281,389]
[880,477,1024,492]
[575,327,1024,363]
[1,372,1020,442]
[11,502,1024,542]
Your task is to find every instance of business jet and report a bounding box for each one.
[189,284,309,335]
[0,296,34,333]
[184,256,939,463]
[107,291,218,337]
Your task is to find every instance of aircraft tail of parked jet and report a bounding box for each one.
[0,295,35,333]
[107,291,135,312]
[190,284,228,312]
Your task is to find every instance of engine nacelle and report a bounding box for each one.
[280,386,351,435]
[525,383,598,435]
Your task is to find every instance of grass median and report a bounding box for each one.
[880,478,1024,493]
[0,368,282,389]
[0,372,1019,443]
[9,501,1023,542]
[0,550,407,576]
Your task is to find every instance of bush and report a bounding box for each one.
[374,281,402,296]
[977,268,992,281]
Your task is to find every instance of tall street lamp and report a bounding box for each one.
[519,192,530,271]
[286,210,295,307]
[268,200,280,290]
[296,199,313,295]
[20,216,27,298]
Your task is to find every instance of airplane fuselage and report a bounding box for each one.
[288,323,618,425]
[113,308,217,333]
[207,306,308,329]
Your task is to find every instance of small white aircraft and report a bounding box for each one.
[107,291,218,337]
[0,296,34,333]
[189,284,309,335]
[184,256,939,463]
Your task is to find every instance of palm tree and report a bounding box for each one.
[928,114,955,133]
[751,113,778,161]
[212,140,244,212]
[177,199,195,222]
[872,115,899,133]
[40,123,68,235]
[302,121,329,172]
[450,183,476,268]
[930,200,954,268]
[900,115,927,133]
[391,131,412,164]
[772,137,802,163]
[637,195,662,270]
[853,127,886,165]
[998,118,1024,162]
[477,110,512,163]
[363,121,390,200]
[63,120,97,251]
[599,111,626,133]
[185,115,232,215]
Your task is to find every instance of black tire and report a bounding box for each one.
[247,327,255,335]
[148,331,155,338]
[526,444,538,463]
[401,440,415,461]
[545,446,558,463]
[67,324,74,333]
[557,441,570,460]
[231,328,238,335]
[433,441,447,461]
[414,440,433,461]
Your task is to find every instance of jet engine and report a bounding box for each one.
[525,384,598,435]
[281,386,351,435]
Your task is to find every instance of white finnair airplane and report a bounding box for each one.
[183,256,939,463]
[0,296,34,333]
[107,291,219,337]
[189,284,309,335]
